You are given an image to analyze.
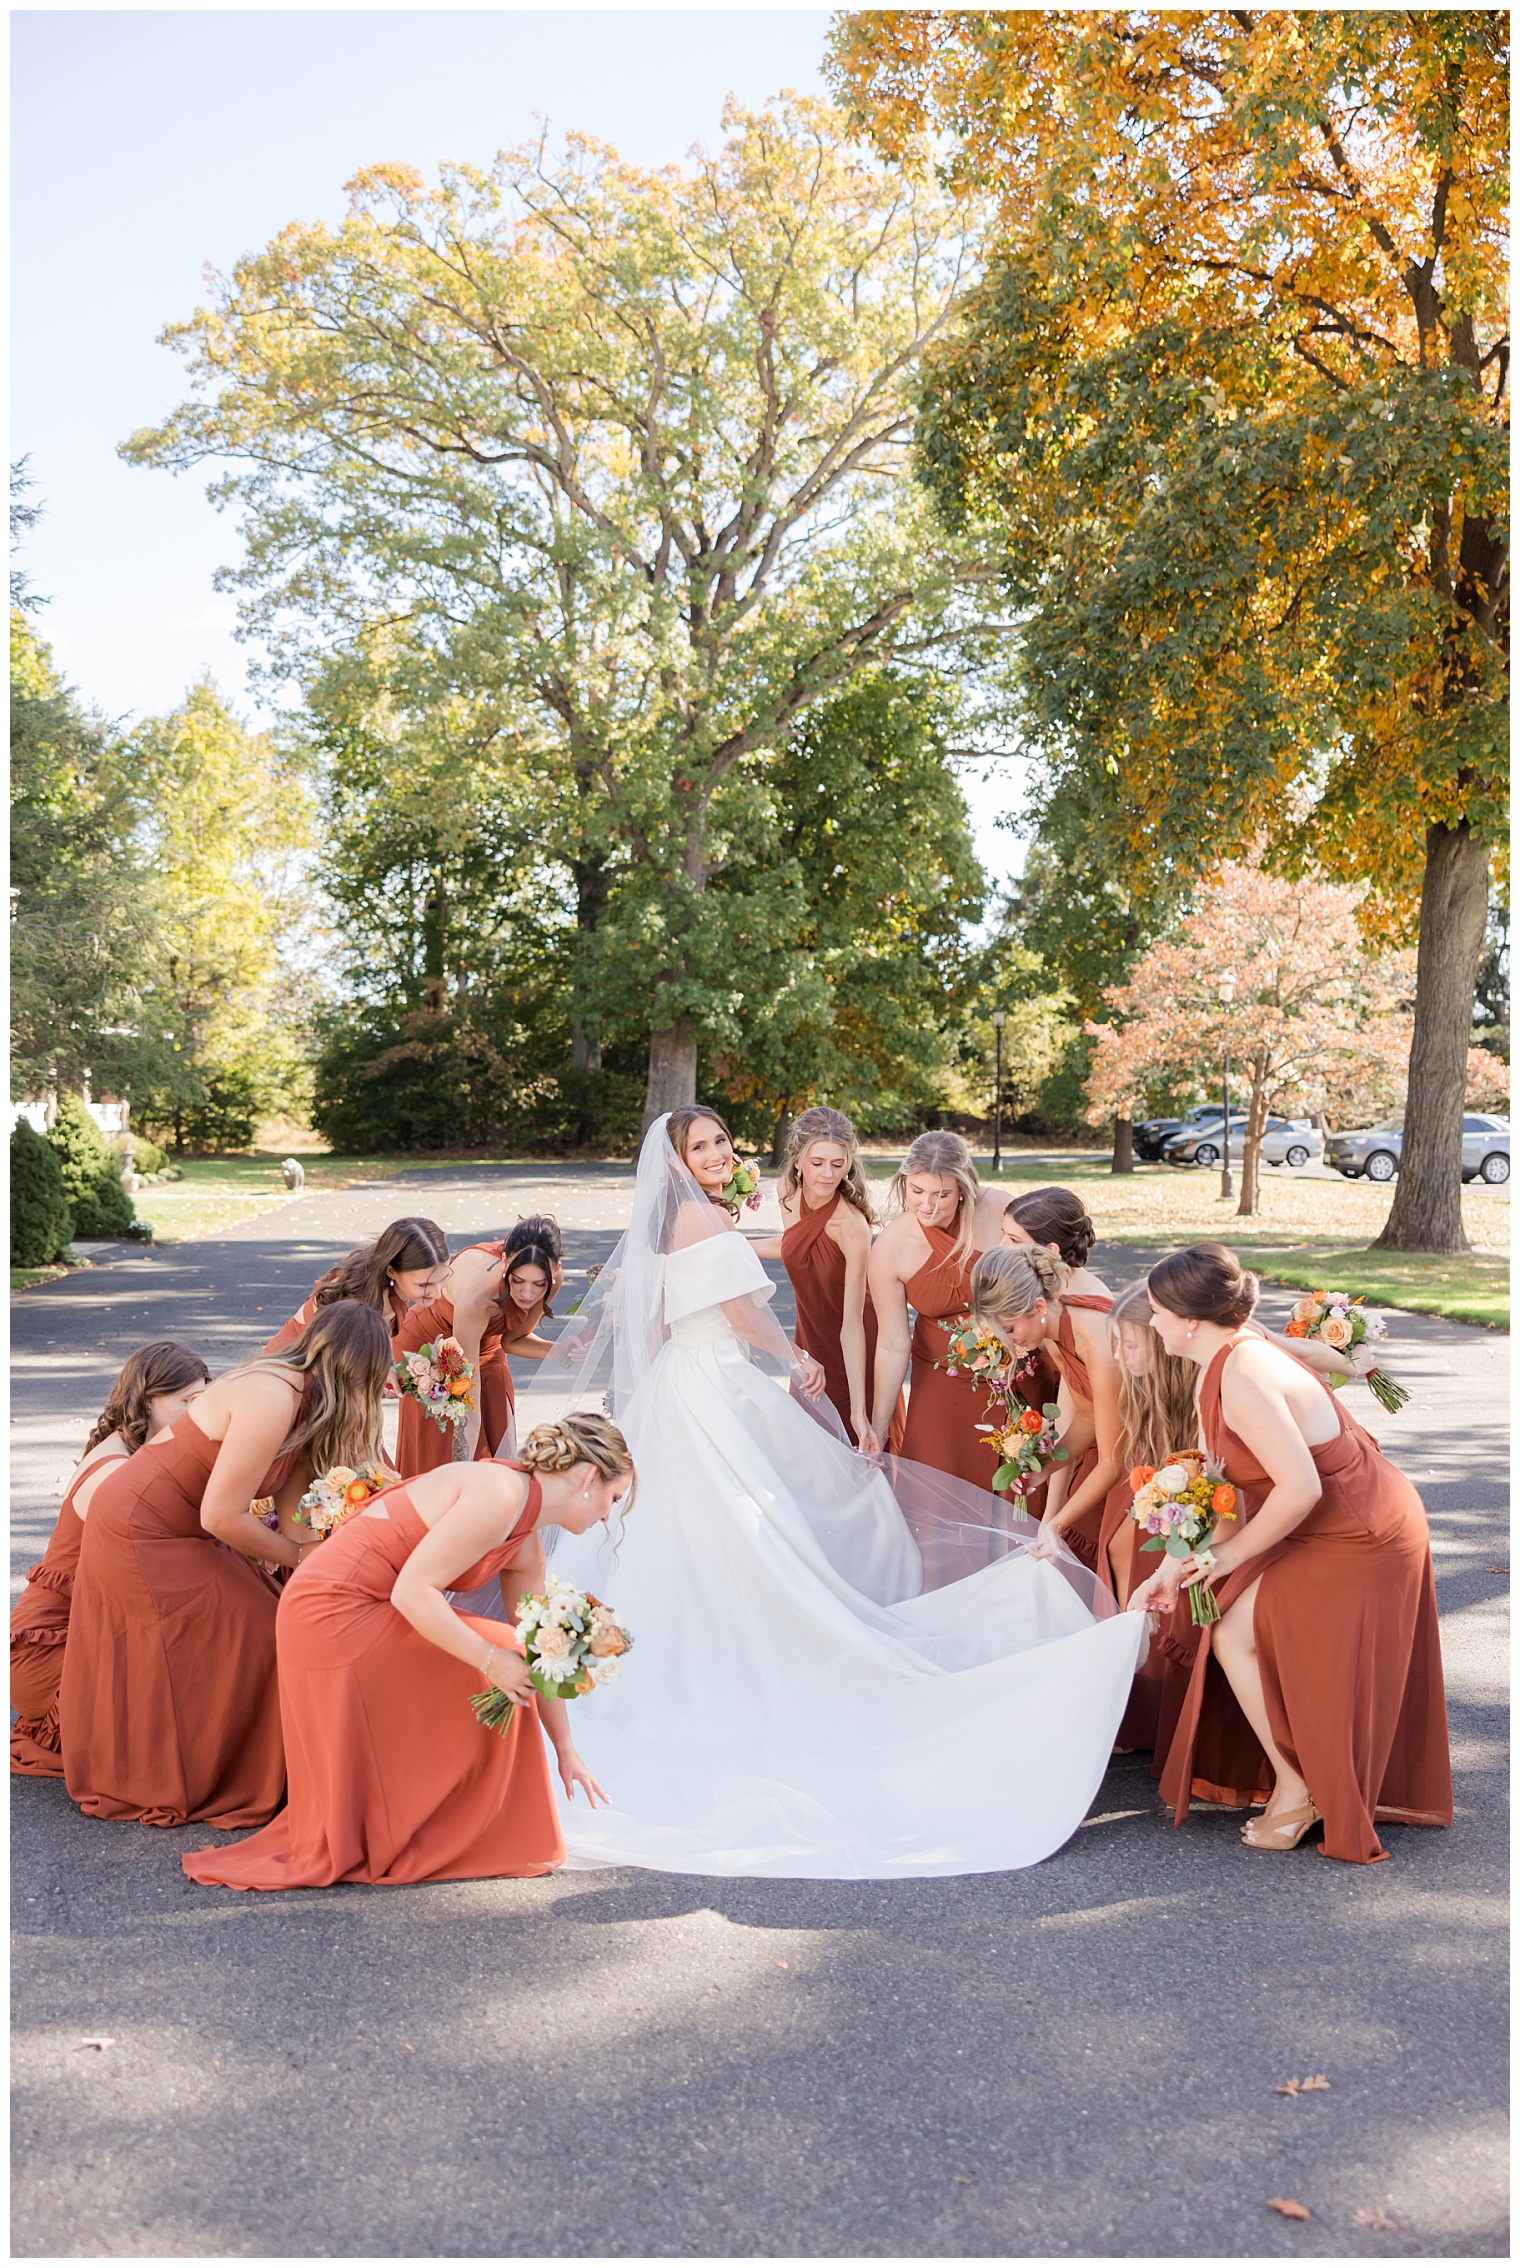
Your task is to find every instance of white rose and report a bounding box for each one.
[1155,1463,1190,1494]
[589,1655,622,1686]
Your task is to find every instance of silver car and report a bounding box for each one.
[1164,1115,1322,1169]
[1325,1123,1405,1181]
[1461,1114,1510,1184]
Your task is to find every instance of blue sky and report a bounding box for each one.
[12,8,1018,876]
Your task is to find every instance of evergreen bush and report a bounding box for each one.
[46,1094,137,1237]
[11,1121,74,1265]
[128,1134,169,1178]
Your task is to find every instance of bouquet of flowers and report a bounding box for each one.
[294,1461,390,1540]
[1130,1451,1239,1625]
[940,1316,1014,1398]
[470,1576,633,1734]
[1285,1291,1408,1412]
[979,1401,1068,1497]
[395,1336,476,1433]
[721,1157,765,1213]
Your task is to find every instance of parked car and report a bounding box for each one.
[1136,1104,1227,1162]
[1160,1111,1252,1166]
[1461,1115,1510,1184]
[1327,1116,1511,1185]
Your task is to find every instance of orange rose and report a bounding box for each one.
[1020,1409,1044,1435]
[343,1478,372,1505]
[448,1375,473,1398]
[1285,1320,1308,1338]
[1212,1483,1237,1517]
[1128,1464,1156,1492]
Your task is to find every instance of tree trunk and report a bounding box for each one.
[569,855,610,1074]
[641,1022,698,1136]
[1375,821,1489,1254]
[770,1101,793,1169]
[1236,1054,1269,1218]
[1110,1114,1134,1174]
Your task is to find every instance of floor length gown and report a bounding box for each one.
[59,1387,312,1827]
[182,1472,562,1890]
[1044,1292,1114,1573]
[900,1221,998,1492]
[11,1447,124,1776]
[263,1282,409,1359]
[543,1232,1148,1879]
[781,1193,904,1451]
[1092,1461,1165,1751]
[1157,1339,1453,1863]
[393,1245,534,1473]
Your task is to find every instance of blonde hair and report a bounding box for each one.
[1109,1282,1199,1471]
[228,1302,392,1476]
[970,1242,1068,1326]
[779,1107,875,1224]
[889,1130,981,1268]
[520,1414,636,1510]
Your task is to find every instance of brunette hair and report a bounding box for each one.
[506,1214,562,1264]
[971,1242,1068,1326]
[503,1242,557,1319]
[1006,1186,1096,1268]
[232,1300,393,1476]
[667,1105,740,1214]
[520,1414,636,1511]
[888,1130,981,1268]
[1109,1282,1199,1471]
[313,1218,449,1312]
[1147,1242,1259,1328]
[779,1106,875,1225]
[82,1341,211,1457]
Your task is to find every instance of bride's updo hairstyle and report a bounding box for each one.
[1147,1242,1259,1327]
[1006,1187,1096,1269]
[519,1414,636,1511]
[779,1106,875,1224]
[888,1130,981,1266]
[667,1104,740,1215]
[970,1243,1068,1329]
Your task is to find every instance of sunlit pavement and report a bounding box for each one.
[12,1164,1508,2258]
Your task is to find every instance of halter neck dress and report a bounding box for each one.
[900,1219,1000,1492]
[1157,1337,1452,1863]
[60,1376,315,1828]
[11,1447,125,1776]
[394,1243,544,1472]
[781,1192,904,1451]
[1044,1293,1114,1572]
[263,1280,410,1359]
[182,1469,563,1890]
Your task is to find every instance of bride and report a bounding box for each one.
[512,1108,1148,1879]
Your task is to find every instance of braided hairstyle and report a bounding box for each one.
[82,1341,211,1456]
[778,1106,876,1225]
[519,1414,636,1511]
[970,1242,1069,1328]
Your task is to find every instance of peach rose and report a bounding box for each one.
[588,1623,625,1657]
[1320,1313,1354,1349]
[534,1625,573,1662]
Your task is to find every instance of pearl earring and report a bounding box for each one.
[1187,1321,1197,1338]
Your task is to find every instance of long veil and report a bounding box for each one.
[510,1113,1120,1622]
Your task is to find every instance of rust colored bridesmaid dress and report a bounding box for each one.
[781,1193,904,1450]
[900,1221,1000,1491]
[181,1472,564,1890]
[393,1244,533,1474]
[11,1448,124,1777]
[1043,1292,1115,1572]
[263,1282,408,1359]
[60,1391,311,1828]
[1157,1338,1453,1863]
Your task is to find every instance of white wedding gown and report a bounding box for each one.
[543,1232,1147,1879]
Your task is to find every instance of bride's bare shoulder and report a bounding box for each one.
[670,1198,729,1252]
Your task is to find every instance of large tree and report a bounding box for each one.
[125,97,996,1129]
[832,9,1508,1251]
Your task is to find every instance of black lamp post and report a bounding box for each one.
[992,1009,1006,1174]
[1218,971,1237,1202]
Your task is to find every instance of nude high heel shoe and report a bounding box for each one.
[1241,1799,1320,1851]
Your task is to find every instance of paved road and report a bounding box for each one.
[12,1166,1509,2258]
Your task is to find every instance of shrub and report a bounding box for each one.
[128,1134,168,1177]
[11,1121,74,1265]
[46,1094,137,1237]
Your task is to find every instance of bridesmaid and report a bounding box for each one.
[392,1240,518,1473]
[867,1131,1016,1489]
[1129,1244,1452,1861]
[970,1244,1123,1573]
[11,1342,210,1777]
[262,1217,451,1360]
[181,1415,634,1890]
[752,1106,901,1451]
[1001,1187,1111,1525]
[61,1302,392,1830]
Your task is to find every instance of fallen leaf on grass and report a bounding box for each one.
[1353,2208,1399,2231]
[1273,2074,1331,2095]
[1270,2198,1313,2220]
[77,2037,116,2052]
